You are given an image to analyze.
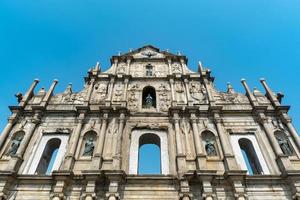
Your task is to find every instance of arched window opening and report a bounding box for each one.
[82,131,97,157]
[201,131,218,156]
[142,86,156,108]
[238,138,263,175]
[146,64,153,77]
[275,131,294,156]
[5,131,24,157]
[138,133,161,174]
[35,138,61,175]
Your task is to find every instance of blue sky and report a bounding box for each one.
[0,1,299,134]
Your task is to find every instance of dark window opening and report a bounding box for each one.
[142,86,156,108]
[35,138,61,175]
[138,133,161,174]
[238,138,263,175]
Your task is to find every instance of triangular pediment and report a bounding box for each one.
[122,45,177,59]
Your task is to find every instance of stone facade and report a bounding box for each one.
[0,45,300,199]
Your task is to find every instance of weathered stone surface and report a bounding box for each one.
[0,45,299,199]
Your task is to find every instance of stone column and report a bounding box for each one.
[41,79,58,107]
[170,79,176,102]
[184,78,192,105]
[7,112,41,171]
[126,58,131,75]
[0,115,17,151]
[123,79,129,101]
[190,113,205,169]
[63,112,85,170]
[85,78,96,105]
[92,113,108,169]
[19,79,40,107]
[106,78,115,105]
[256,112,294,172]
[167,58,172,75]
[213,111,239,171]
[257,113,283,156]
[113,112,126,170]
[173,112,186,175]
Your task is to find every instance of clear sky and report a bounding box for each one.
[0,2,299,141]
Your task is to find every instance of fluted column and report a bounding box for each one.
[184,79,192,105]
[19,79,40,107]
[92,113,108,169]
[256,111,295,172]
[257,113,283,156]
[6,112,41,171]
[63,112,85,170]
[173,112,186,175]
[85,78,96,105]
[190,113,205,169]
[213,111,239,171]
[113,112,126,170]
[106,78,115,105]
[0,115,17,151]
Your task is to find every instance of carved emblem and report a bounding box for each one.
[189,82,207,103]
[141,50,157,58]
[113,83,124,101]
[172,63,182,73]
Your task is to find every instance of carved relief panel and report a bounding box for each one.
[116,62,127,75]
[157,83,171,112]
[175,81,186,103]
[189,81,207,104]
[112,82,124,102]
[90,81,108,104]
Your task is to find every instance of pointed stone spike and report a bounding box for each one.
[198,61,204,74]
[94,62,100,72]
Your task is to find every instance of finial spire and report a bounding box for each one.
[198,61,204,74]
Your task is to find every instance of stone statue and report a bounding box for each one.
[145,94,154,108]
[205,139,217,156]
[277,137,293,155]
[6,136,23,156]
[82,137,95,156]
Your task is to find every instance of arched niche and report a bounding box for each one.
[4,131,25,157]
[142,86,156,109]
[81,130,97,157]
[201,130,218,156]
[129,129,169,175]
[274,130,294,156]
